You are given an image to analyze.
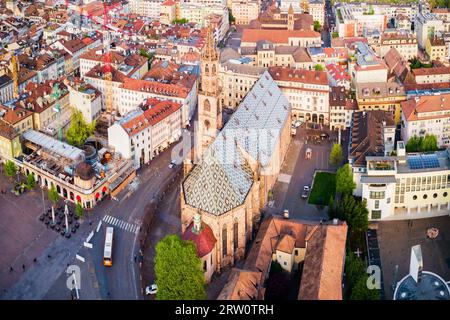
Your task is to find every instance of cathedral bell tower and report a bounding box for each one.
[287,4,295,31]
[196,25,222,161]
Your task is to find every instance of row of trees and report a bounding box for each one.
[327,160,379,300]
[405,134,438,153]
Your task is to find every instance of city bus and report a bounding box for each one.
[103,227,114,267]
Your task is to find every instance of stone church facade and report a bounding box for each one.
[180,27,292,282]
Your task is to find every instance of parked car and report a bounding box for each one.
[302,186,310,199]
[169,160,176,169]
[145,284,158,295]
[283,209,289,219]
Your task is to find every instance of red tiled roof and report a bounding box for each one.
[412,66,450,76]
[241,29,320,44]
[298,223,348,300]
[269,66,328,85]
[120,98,182,136]
[182,221,217,258]
[401,93,450,121]
[120,78,190,98]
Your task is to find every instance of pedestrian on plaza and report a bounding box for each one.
[33,258,37,263]
[9,266,13,272]
[134,255,137,263]
[22,264,25,271]
[47,254,52,259]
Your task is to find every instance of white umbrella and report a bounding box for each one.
[64,202,69,233]
[51,206,55,224]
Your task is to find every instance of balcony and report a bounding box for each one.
[367,160,396,175]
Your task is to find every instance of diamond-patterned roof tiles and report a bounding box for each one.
[183,71,290,216]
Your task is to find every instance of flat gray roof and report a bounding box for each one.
[23,129,85,161]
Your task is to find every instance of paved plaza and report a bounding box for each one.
[0,173,57,292]
[377,216,450,300]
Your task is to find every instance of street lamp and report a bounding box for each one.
[64,200,69,234]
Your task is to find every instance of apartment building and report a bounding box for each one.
[329,86,357,130]
[377,30,418,61]
[355,82,406,124]
[412,66,450,84]
[415,12,445,49]
[269,66,329,124]
[231,0,260,25]
[360,142,450,220]
[348,110,396,196]
[401,93,450,148]
[108,99,182,168]
[129,0,163,19]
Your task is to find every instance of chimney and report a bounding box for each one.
[192,213,202,234]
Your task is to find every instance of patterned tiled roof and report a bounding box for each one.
[183,71,290,216]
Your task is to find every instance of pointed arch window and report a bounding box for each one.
[204,99,211,112]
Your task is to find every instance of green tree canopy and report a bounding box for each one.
[314,64,325,71]
[75,203,84,218]
[406,134,438,152]
[336,164,356,195]
[48,184,60,205]
[329,143,344,166]
[3,160,17,179]
[138,48,155,61]
[66,109,96,147]
[26,173,36,190]
[172,18,189,25]
[154,234,206,300]
[346,198,369,233]
[345,252,380,300]
[421,134,438,152]
[313,21,321,32]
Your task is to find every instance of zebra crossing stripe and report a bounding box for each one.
[120,221,125,229]
[125,223,132,231]
[112,217,119,225]
[105,215,113,224]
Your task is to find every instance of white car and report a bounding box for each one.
[169,161,176,169]
[302,186,310,199]
[145,284,158,295]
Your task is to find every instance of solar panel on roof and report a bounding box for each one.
[407,154,440,170]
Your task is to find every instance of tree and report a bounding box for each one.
[75,203,84,219]
[314,64,325,71]
[48,185,60,206]
[328,196,337,219]
[329,143,344,166]
[332,31,339,38]
[346,198,369,233]
[421,134,438,152]
[154,235,206,300]
[405,135,421,152]
[3,160,17,180]
[336,164,356,195]
[350,275,380,300]
[172,18,188,25]
[313,21,321,32]
[229,11,236,24]
[66,109,96,147]
[138,48,155,61]
[26,173,36,190]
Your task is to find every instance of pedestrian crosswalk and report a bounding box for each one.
[102,215,140,234]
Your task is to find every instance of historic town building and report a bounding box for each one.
[180,69,291,282]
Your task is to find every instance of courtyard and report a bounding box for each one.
[377,216,450,300]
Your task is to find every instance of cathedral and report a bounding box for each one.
[180,27,292,282]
